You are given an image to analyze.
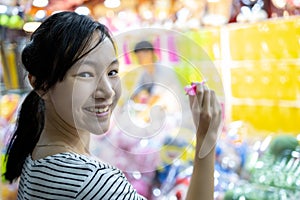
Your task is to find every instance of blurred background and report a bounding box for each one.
[1,0,300,199]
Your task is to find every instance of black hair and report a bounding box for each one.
[3,11,114,183]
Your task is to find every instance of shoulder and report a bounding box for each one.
[70,154,146,200]
[23,153,146,199]
[24,152,123,183]
[26,152,117,171]
[19,153,113,199]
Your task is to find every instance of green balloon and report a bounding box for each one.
[8,15,24,29]
[7,15,18,28]
[0,14,9,26]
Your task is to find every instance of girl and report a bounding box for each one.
[4,11,222,199]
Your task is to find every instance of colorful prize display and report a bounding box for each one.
[1,1,300,199]
[88,28,224,199]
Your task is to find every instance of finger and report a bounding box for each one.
[202,85,210,112]
[210,90,214,108]
[210,90,217,110]
[210,90,221,115]
[195,82,204,109]
[188,94,195,111]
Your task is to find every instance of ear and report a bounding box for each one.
[28,74,35,88]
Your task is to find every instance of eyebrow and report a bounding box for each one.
[76,58,119,69]
[110,59,119,67]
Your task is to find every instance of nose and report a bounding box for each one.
[93,76,115,99]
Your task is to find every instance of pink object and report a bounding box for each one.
[168,35,180,62]
[184,80,206,96]
[184,83,197,96]
[122,42,131,65]
[153,36,161,61]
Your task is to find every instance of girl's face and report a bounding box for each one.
[48,36,121,135]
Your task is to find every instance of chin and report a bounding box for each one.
[89,126,110,135]
[91,130,107,135]
[80,118,111,135]
[90,132,106,136]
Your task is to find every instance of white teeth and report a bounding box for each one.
[88,106,109,113]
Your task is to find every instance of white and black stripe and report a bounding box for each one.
[17,152,146,200]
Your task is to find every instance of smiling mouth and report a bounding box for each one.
[86,106,109,114]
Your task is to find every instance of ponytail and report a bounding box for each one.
[4,90,45,183]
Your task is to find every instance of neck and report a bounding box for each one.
[35,98,90,157]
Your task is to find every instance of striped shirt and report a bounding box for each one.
[17,152,147,200]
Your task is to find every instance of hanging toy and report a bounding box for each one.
[122,41,131,65]
[153,36,162,61]
[167,35,180,63]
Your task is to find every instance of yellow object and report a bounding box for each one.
[180,18,300,135]
[6,46,19,89]
[0,94,20,121]
[226,17,300,135]
[0,55,11,89]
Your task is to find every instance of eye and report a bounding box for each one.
[108,70,118,77]
[78,72,93,78]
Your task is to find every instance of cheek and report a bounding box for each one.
[71,80,95,104]
[114,81,122,104]
[70,84,95,120]
[50,81,91,124]
[50,87,74,124]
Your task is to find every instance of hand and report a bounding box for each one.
[188,82,222,159]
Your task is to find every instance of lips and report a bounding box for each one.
[85,106,110,114]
